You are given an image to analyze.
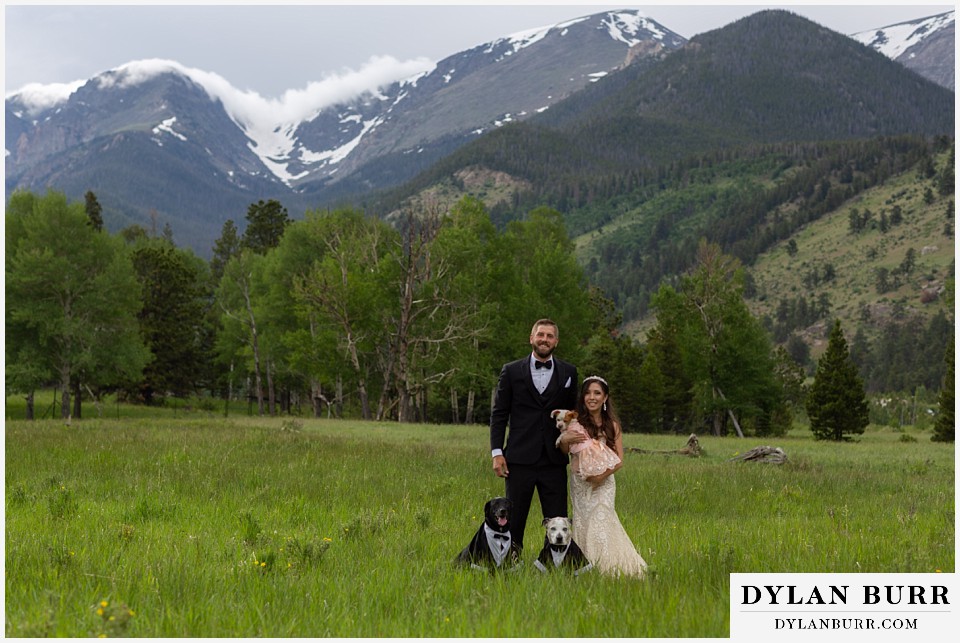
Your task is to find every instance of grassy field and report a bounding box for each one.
[4,412,954,637]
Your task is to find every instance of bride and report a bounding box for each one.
[560,375,647,578]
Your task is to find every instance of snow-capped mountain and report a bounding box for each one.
[6,10,681,187]
[4,8,953,256]
[284,11,684,190]
[852,10,955,89]
[5,10,685,253]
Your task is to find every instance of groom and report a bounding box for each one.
[490,318,579,550]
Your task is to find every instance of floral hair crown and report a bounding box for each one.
[583,375,608,386]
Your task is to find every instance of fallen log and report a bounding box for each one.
[729,446,787,464]
[628,434,701,457]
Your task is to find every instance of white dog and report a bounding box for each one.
[534,516,592,574]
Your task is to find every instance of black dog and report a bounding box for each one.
[455,497,521,572]
[533,517,592,575]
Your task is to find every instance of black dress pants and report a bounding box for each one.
[504,459,567,549]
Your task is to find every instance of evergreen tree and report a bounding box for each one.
[806,319,869,440]
[785,333,811,371]
[650,241,786,437]
[936,146,954,196]
[580,330,646,431]
[131,239,211,403]
[210,219,241,283]
[645,311,695,434]
[634,349,666,432]
[931,337,954,442]
[84,191,104,232]
[242,199,290,255]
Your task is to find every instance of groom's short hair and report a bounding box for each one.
[531,318,558,337]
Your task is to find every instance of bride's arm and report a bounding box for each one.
[613,422,624,460]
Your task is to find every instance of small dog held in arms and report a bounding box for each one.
[551,409,621,480]
[534,517,592,575]
[455,497,521,572]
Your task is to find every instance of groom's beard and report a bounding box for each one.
[533,344,554,360]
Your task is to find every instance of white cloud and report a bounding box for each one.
[94,56,430,124]
[7,80,86,114]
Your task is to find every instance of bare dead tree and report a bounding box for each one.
[380,200,487,422]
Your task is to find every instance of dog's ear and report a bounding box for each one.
[568,411,578,420]
[542,517,551,526]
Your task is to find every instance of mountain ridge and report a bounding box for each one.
[851,10,955,89]
[373,10,953,220]
[4,8,954,256]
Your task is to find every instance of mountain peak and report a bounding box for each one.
[6,80,86,116]
[94,59,196,90]
[6,59,209,117]
[851,10,955,59]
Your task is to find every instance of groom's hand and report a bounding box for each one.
[493,455,509,478]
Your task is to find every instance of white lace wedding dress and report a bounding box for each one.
[570,472,647,578]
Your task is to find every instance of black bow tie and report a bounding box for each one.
[492,532,510,540]
[535,360,553,370]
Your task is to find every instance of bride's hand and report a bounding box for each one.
[585,473,606,487]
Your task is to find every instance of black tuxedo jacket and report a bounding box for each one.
[490,355,578,466]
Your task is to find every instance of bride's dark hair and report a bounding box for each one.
[575,376,620,450]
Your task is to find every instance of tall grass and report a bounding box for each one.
[4,417,953,637]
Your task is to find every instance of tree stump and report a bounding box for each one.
[728,446,787,464]
[628,433,701,457]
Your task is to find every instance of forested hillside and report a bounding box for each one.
[373,11,953,219]
[574,137,953,320]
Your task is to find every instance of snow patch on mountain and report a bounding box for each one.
[851,10,955,59]
[299,115,385,168]
[603,11,668,45]
[152,116,187,143]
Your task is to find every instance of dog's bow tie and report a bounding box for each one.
[492,532,510,540]
[534,360,553,370]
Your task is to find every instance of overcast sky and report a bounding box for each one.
[4,2,954,98]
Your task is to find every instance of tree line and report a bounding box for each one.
[6,193,599,425]
[6,190,952,441]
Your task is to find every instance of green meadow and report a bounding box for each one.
[4,411,954,637]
